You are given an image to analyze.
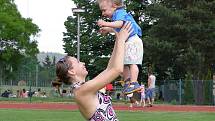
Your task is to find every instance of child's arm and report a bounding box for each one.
[97,19,123,28]
[99,27,114,35]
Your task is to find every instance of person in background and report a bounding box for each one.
[146,71,156,106]
[139,84,146,107]
[34,88,42,97]
[21,88,28,98]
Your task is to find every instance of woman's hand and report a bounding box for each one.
[115,22,133,42]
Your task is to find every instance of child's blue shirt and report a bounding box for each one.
[112,7,142,37]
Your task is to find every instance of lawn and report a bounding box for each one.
[0,109,214,121]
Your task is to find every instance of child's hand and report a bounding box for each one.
[97,19,106,27]
[99,27,114,35]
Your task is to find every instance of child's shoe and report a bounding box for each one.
[122,78,131,93]
[123,82,141,94]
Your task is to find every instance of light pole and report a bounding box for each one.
[72,8,85,61]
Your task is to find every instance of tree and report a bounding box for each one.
[42,55,52,69]
[0,0,40,75]
[144,0,215,80]
[52,56,56,66]
[40,55,56,84]
[14,55,39,84]
[63,0,215,80]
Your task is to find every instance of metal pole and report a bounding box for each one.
[0,67,2,86]
[29,72,32,103]
[0,67,2,94]
[10,66,13,87]
[213,74,215,105]
[77,13,80,61]
[179,79,182,105]
[163,80,165,102]
[36,65,38,87]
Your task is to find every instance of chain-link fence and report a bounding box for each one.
[157,80,214,105]
[0,67,215,105]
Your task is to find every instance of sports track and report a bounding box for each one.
[0,103,214,112]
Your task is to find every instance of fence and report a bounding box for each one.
[159,80,214,105]
[0,69,215,105]
[0,65,55,87]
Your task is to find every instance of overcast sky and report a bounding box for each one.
[15,0,76,54]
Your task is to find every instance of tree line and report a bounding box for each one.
[0,0,214,85]
[63,0,215,81]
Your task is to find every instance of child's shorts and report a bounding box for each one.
[124,34,143,65]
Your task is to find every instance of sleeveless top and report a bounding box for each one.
[89,92,118,121]
[71,82,119,121]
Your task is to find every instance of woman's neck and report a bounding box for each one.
[71,76,85,84]
[71,81,85,89]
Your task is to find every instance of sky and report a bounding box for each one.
[15,0,76,54]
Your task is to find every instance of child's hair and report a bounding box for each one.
[97,0,124,8]
[112,0,123,7]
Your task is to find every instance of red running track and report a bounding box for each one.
[0,103,214,112]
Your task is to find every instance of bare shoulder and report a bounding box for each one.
[73,82,97,98]
[73,88,99,119]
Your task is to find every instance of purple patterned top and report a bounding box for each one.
[89,92,118,121]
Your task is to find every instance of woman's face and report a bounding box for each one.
[67,57,88,78]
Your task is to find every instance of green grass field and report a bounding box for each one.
[0,109,215,121]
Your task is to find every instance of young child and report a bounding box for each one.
[140,84,146,107]
[97,0,144,95]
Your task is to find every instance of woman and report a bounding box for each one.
[53,22,132,121]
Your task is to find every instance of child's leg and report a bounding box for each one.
[121,66,130,90]
[142,99,146,107]
[123,64,141,94]
[123,35,143,94]
[118,66,129,87]
[130,64,139,83]
[140,96,146,107]
[123,65,130,81]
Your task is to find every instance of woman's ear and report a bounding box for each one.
[68,70,75,76]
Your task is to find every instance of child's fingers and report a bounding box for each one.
[97,20,103,27]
